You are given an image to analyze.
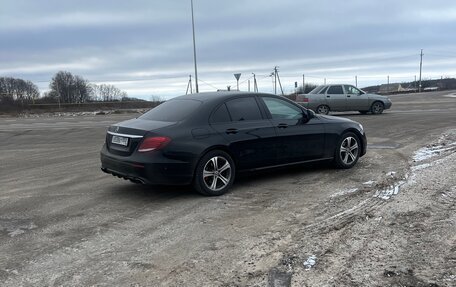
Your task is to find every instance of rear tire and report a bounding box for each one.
[334,132,361,169]
[316,105,330,115]
[370,101,384,114]
[193,150,235,196]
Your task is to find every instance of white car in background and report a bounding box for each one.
[296,84,392,115]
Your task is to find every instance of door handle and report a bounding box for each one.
[225,128,238,134]
[347,95,351,97]
[277,123,288,129]
[326,95,330,98]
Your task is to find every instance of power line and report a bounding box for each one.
[198,78,220,90]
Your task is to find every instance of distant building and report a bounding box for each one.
[379,83,417,94]
[379,83,407,93]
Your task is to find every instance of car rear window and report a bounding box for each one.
[225,97,263,121]
[327,85,344,94]
[139,99,202,122]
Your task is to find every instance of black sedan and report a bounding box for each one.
[101,91,367,196]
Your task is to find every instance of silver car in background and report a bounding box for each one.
[296,84,392,115]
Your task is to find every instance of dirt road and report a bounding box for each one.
[0,91,455,286]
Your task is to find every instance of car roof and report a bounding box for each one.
[171,91,267,103]
[318,84,352,87]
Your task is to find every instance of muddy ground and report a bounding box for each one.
[0,90,455,286]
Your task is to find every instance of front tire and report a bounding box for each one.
[334,132,360,169]
[370,101,384,114]
[193,150,235,196]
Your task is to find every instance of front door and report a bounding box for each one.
[344,85,369,110]
[259,96,326,164]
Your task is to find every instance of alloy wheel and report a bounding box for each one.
[317,105,329,115]
[203,156,232,192]
[371,102,384,114]
[340,136,359,165]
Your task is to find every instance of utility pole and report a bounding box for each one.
[248,80,250,92]
[414,75,417,91]
[191,0,199,93]
[274,66,278,94]
[387,75,390,92]
[186,75,192,94]
[277,71,284,96]
[355,75,358,87]
[302,74,305,94]
[252,73,258,92]
[324,78,326,85]
[419,49,423,93]
[271,66,284,95]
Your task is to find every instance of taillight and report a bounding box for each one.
[302,97,309,102]
[138,136,171,152]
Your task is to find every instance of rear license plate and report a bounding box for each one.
[111,135,129,146]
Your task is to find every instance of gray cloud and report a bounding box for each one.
[2,0,456,98]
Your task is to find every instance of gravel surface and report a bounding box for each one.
[0,91,455,286]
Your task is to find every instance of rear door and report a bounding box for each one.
[344,85,369,110]
[326,85,346,111]
[209,96,278,170]
[259,96,325,164]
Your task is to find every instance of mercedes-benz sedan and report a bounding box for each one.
[101,92,367,196]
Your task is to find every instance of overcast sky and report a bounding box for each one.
[2,0,456,99]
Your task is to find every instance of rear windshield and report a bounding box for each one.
[139,99,202,122]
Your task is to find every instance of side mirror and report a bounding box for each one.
[300,109,315,123]
[306,109,315,119]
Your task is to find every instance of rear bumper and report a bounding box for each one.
[100,145,194,185]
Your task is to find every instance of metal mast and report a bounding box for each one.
[191,0,199,93]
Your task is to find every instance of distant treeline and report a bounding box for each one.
[362,77,456,94]
[0,71,145,111]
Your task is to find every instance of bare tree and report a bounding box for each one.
[49,71,92,103]
[0,77,40,104]
[91,84,127,101]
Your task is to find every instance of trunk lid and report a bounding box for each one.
[106,119,175,156]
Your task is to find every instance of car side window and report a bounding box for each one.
[225,97,263,121]
[327,85,344,94]
[262,97,302,120]
[209,103,231,123]
[318,86,328,94]
[344,85,362,95]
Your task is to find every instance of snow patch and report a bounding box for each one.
[363,180,375,186]
[413,144,456,162]
[331,188,359,198]
[413,131,456,162]
[303,255,317,270]
[386,171,396,177]
[375,181,405,200]
[412,163,432,171]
